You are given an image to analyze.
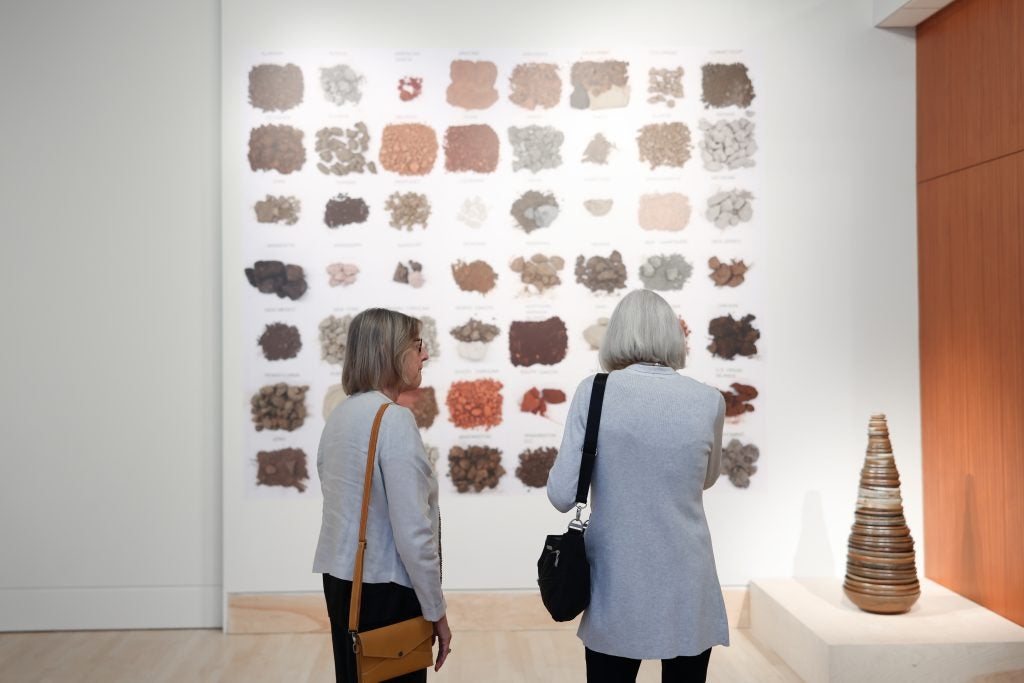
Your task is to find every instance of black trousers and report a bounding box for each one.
[322,573,427,683]
[585,646,712,683]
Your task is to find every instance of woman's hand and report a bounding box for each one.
[433,614,452,671]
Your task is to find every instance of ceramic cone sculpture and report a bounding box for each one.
[843,414,921,614]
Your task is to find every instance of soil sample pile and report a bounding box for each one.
[575,251,628,293]
[245,261,307,300]
[570,60,630,109]
[508,62,562,110]
[324,194,369,228]
[509,317,568,366]
[698,118,756,171]
[444,125,500,173]
[636,122,692,169]
[446,60,499,110]
[448,445,505,493]
[722,438,759,488]
[721,382,758,417]
[584,199,613,217]
[424,444,439,472]
[249,63,304,111]
[508,125,564,173]
[510,191,559,232]
[457,197,488,227]
[254,195,300,225]
[323,383,348,419]
[708,257,748,287]
[385,192,431,230]
[516,447,558,488]
[451,260,497,294]
[256,448,309,492]
[520,387,566,416]
[639,193,691,231]
[647,67,684,107]
[251,383,309,431]
[326,262,359,287]
[379,123,438,175]
[393,260,424,288]
[248,125,305,174]
[706,189,753,227]
[701,63,756,109]
[583,317,609,350]
[419,316,441,358]
[398,76,422,101]
[446,378,503,429]
[258,322,302,360]
[320,64,363,105]
[510,254,564,292]
[582,133,615,164]
[708,314,760,360]
[397,387,439,429]
[639,254,692,291]
[315,124,376,176]
[451,318,500,361]
[319,314,352,365]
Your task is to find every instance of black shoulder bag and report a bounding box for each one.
[537,373,608,622]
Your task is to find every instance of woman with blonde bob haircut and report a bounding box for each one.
[314,308,452,682]
[548,290,729,683]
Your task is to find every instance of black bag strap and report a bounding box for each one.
[575,373,609,505]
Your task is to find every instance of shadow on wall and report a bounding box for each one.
[793,490,835,577]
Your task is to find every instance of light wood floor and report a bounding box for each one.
[0,626,800,682]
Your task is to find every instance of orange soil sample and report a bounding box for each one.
[446,378,503,429]
[379,123,438,176]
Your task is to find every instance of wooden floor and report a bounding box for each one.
[0,625,800,682]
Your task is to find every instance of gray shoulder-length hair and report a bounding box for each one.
[342,308,420,394]
[598,289,686,371]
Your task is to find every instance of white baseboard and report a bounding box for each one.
[0,586,222,632]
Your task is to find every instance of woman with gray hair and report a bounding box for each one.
[313,308,451,682]
[547,289,728,682]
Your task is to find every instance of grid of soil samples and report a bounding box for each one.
[241,48,763,498]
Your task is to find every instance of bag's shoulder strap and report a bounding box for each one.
[575,373,608,504]
[348,401,391,634]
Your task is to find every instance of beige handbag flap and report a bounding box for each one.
[357,616,433,659]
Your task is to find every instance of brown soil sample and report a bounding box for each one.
[637,122,692,169]
[582,133,614,164]
[250,383,309,431]
[575,251,628,293]
[510,254,564,292]
[708,257,749,287]
[516,447,558,488]
[326,262,359,287]
[450,319,500,343]
[508,62,561,110]
[258,322,302,360]
[446,60,499,110]
[244,261,307,300]
[324,194,369,228]
[385,192,431,230]
[647,67,684,107]
[398,76,423,101]
[570,60,630,109]
[509,317,568,367]
[379,123,438,176]
[319,314,352,365]
[701,63,756,109]
[451,260,497,294]
[721,382,758,417]
[254,195,300,225]
[393,260,425,288]
[248,125,305,174]
[721,439,759,488]
[397,387,439,429]
[510,191,560,233]
[708,314,760,360]
[256,448,309,492]
[638,193,691,231]
[520,387,567,416]
[446,379,503,429]
[315,124,376,176]
[248,63,304,112]
[444,125,500,173]
[448,445,505,493]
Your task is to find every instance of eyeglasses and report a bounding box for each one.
[413,338,424,353]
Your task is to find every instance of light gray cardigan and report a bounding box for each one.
[313,391,445,621]
[547,364,729,659]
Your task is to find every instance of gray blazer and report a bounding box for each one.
[547,364,729,659]
[313,391,445,621]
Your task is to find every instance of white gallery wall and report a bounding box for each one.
[0,0,918,630]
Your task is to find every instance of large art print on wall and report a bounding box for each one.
[240,48,764,499]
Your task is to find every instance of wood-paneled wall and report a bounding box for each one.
[917,0,1024,627]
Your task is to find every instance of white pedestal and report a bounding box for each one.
[749,578,1024,683]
